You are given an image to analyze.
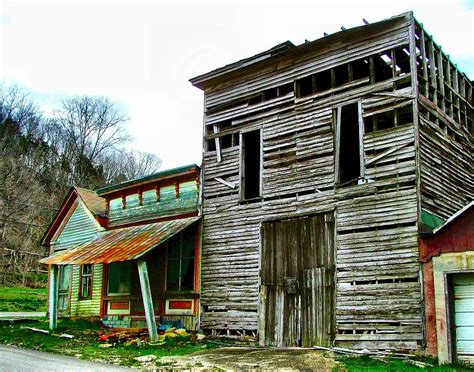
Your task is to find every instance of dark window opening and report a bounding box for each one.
[397,106,413,126]
[107,261,131,295]
[279,83,294,96]
[376,110,395,130]
[166,228,196,292]
[314,70,332,93]
[263,87,278,100]
[242,130,261,200]
[374,53,393,82]
[207,138,216,151]
[232,133,240,146]
[364,117,374,133]
[221,134,232,148]
[352,58,370,80]
[335,64,349,86]
[338,103,361,184]
[80,264,93,300]
[248,94,263,105]
[297,75,313,97]
[394,47,411,76]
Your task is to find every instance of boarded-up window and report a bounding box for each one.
[79,264,93,300]
[166,228,196,292]
[336,103,363,184]
[241,129,262,200]
[107,261,131,295]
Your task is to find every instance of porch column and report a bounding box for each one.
[48,264,58,330]
[137,260,158,341]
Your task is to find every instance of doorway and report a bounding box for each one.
[259,213,336,346]
[58,265,71,315]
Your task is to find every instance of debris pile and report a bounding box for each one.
[96,327,206,347]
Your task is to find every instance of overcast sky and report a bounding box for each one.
[1,0,472,170]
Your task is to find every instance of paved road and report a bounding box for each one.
[0,345,129,371]
[0,312,45,318]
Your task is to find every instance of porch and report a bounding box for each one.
[41,216,201,341]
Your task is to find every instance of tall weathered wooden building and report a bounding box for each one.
[190,11,472,351]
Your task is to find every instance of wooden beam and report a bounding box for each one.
[137,260,158,341]
[215,177,236,189]
[419,29,429,96]
[213,123,222,163]
[357,101,365,179]
[48,265,58,330]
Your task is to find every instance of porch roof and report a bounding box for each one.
[40,216,200,265]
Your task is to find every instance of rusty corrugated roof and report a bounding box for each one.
[75,187,106,216]
[40,216,199,265]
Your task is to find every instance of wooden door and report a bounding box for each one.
[259,213,335,347]
[58,265,71,315]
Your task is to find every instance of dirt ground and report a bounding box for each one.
[160,347,337,371]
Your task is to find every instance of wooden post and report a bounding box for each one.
[49,265,58,330]
[137,260,158,341]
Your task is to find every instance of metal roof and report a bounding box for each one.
[40,216,200,265]
[74,187,106,216]
[95,164,200,196]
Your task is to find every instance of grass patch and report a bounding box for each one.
[0,286,47,312]
[336,354,472,371]
[0,318,218,367]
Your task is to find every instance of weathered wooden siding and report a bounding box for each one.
[260,214,336,347]
[199,14,424,349]
[108,181,198,227]
[69,264,103,317]
[50,202,101,252]
[414,23,473,220]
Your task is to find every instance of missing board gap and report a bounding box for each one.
[338,221,416,235]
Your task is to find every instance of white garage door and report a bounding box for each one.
[453,273,474,363]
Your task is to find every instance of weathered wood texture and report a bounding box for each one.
[69,264,103,317]
[50,202,101,252]
[414,23,473,219]
[260,214,335,347]
[198,15,427,350]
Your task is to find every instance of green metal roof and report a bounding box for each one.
[95,164,200,196]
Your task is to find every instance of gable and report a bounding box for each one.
[50,201,101,252]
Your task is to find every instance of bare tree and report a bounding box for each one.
[55,96,129,187]
[0,84,42,137]
[99,149,162,184]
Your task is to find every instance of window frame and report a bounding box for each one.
[335,101,365,185]
[239,128,263,201]
[106,261,132,296]
[166,230,196,293]
[79,264,93,300]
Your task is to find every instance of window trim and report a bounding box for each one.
[165,230,196,293]
[106,261,132,296]
[239,127,263,201]
[335,101,365,185]
[79,264,93,300]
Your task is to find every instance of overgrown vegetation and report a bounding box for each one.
[0,318,217,367]
[0,286,47,312]
[0,83,162,286]
[336,353,472,371]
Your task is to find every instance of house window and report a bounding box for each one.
[80,264,93,300]
[166,228,196,292]
[336,102,363,185]
[107,261,131,295]
[240,129,262,200]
